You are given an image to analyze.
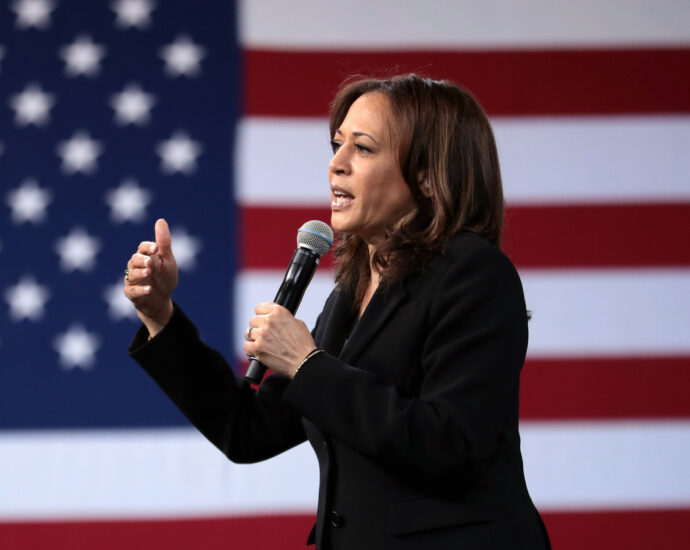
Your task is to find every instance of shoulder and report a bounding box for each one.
[439,232,519,283]
[420,232,526,316]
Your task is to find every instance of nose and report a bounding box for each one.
[329,145,350,176]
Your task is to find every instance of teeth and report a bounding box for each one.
[332,194,353,207]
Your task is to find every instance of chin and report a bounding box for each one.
[330,212,349,233]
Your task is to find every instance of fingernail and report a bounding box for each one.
[145,257,151,266]
[145,286,152,294]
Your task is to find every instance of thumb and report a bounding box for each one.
[155,218,174,259]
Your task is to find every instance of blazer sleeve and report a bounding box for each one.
[283,238,528,486]
[129,304,307,464]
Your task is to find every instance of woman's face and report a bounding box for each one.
[329,93,415,244]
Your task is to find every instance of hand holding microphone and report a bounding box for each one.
[243,220,334,383]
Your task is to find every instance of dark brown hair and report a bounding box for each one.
[329,74,504,305]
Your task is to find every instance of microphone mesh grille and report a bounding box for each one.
[297,220,334,257]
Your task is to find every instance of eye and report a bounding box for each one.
[330,140,342,153]
[355,143,372,154]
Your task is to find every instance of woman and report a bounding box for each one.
[124,74,551,549]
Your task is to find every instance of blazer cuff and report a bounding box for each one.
[128,303,199,367]
[283,351,349,420]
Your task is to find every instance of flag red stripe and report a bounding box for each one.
[542,509,690,550]
[240,203,690,269]
[244,48,690,116]
[2,509,688,550]
[520,356,690,420]
[502,202,690,268]
[0,515,315,550]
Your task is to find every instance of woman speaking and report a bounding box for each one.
[124,74,551,549]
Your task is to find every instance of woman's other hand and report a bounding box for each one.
[124,218,178,338]
[243,303,316,378]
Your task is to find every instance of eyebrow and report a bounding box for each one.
[334,129,379,144]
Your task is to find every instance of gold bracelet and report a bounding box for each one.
[294,348,324,377]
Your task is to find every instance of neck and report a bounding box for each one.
[355,243,381,318]
[366,242,381,286]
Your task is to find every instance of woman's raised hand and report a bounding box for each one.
[124,219,179,338]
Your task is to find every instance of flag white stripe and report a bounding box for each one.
[520,268,690,357]
[1,421,688,518]
[0,429,318,520]
[234,269,690,359]
[236,116,690,206]
[240,0,690,49]
[521,420,690,510]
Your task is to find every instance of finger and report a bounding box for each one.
[243,340,257,357]
[130,252,161,274]
[155,219,174,259]
[254,302,279,315]
[124,284,153,300]
[124,267,152,285]
[128,253,153,270]
[137,241,158,255]
[244,326,260,341]
[146,253,162,273]
[247,314,267,328]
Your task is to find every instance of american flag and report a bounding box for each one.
[1,1,689,549]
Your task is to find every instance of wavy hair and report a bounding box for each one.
[329,74,504,305]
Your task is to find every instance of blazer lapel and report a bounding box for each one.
[313,288,355,356]
[339,284,408,364]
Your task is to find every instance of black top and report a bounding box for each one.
[130,232,551,550]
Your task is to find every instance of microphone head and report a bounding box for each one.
[297,220,334,257]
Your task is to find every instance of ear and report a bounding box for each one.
[417,172,432,198]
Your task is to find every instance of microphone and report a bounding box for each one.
[244,220,334,384]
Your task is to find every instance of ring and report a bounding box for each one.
[246,327,255,342]
[124,269,130,282]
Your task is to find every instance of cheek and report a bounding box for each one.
[387,183,414,215]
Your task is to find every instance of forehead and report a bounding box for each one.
[340,92,396,140]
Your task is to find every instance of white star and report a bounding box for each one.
[160,35,205,77]
[103,281,138,321]
[55,227,101,272]
[171,227,202,271]
[11,0,55,29]
[9,83,56,126]
[54,324,100,370]
[111,0,155,29]
[60,35,106,77]
[105,179,152,223]
[4,276,50,322]
[109,83,156,125]
[157,131,202,174]
[57,131,103,174]
[6,179,52,224]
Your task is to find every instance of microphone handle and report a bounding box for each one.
[244,247,320,384]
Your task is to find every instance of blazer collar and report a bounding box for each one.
[338,283,408,364]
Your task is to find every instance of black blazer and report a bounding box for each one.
[130,232,551,550]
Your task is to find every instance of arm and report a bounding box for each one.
[124,219,305,463]
[283,239,527,486]
[130,304,306,463]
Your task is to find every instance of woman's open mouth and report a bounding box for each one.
[331,188,354,209]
